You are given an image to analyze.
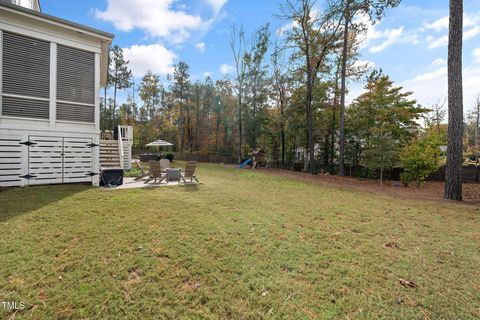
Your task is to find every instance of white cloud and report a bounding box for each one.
[402,67,447,106]
[95,0,209,44]
[205,0,227,15]
[431,58,446,67]
[474,48,480,63]
[353,59,375,69]
[220,64,234,75]
[465,13,480,28]
[195,42,206,53]
[203,71,212,78]
[427,35,448,49]
[276,21,299,36]
[464,26,480,40]
[369,26,404,53]
[424,16,449,32]
[423,14,480,49]
[410,67,447,83]
[123,44,177,77]
[402,66,480,109]
[356,14,413,53]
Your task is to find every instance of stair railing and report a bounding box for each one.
[118,126,124,169]
[118,125,133,169]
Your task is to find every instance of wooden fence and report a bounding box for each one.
[425,165,479,183]
[173,153,236,164]
[166,154,480,183]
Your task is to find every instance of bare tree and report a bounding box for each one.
[444,0,463,201]
[272,43,291,169]
[230,25,248,163]
[429,98,447,132]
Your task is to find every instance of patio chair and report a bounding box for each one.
[133,160,149,181]
[160,158,171,172]
[181,161,199,183]
[146,160,166,184]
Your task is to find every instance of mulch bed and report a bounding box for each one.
[260,168,480,206]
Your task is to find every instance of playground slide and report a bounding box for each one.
[239,159,252,169]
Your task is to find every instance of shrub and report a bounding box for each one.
[400,131,442,187]
[164,153,174,162]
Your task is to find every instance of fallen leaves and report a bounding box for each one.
[385,242,400,249]
[399,278,417,288]
[181,280,201,290]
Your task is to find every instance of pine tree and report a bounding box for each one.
[444,0,464,201]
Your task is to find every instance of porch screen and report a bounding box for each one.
[1,32,50,119]
[57,45,95,123]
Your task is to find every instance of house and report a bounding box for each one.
[295,144,321,162]
[0,0,131,187]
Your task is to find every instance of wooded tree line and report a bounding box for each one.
[101,0,475,199]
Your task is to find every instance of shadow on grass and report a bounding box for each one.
[182,183,200,192]
[0,184,91,222]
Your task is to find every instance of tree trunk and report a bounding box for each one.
[179,88,184,152]
[475,97,479,183]
[195,96,200,152]
[103,86,107,131]
[281,129,285,169]
[280,97,286,169]
[444,0,463,201]
[187,107,192,153]
[306,72,316,175]
[237,93,243,163]
[338,0,350,177]
[252,78,258,148]
[216,115,220,154]
[330,107,336,174]
[113,79,118,129]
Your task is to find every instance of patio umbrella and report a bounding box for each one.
[146,140,174,147]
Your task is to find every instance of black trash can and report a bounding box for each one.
[100,169,124,187]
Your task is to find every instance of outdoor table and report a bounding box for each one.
[166,168,181,182]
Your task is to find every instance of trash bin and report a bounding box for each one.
[100,169,124,187]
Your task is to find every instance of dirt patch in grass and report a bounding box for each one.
[261,168,480,205]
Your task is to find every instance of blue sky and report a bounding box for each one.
[42,0,480,111]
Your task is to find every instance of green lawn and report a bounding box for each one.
[0,164,479,319]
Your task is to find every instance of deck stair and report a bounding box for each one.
[99,140,122,169]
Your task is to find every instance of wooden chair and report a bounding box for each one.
[133,160,149,181]
[146,160,166,184]
[181,161,199,183]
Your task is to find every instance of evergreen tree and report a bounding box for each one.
[110,45,133,127]
[171,62,191,151]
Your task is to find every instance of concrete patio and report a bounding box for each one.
[102,177,200,190]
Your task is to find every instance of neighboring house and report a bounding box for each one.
[295,144,321,162]
[0,1,116,187]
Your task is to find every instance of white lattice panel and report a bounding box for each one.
[28,136,94,185]
[0,136,23,187]
[63,137,93,183]
[28,136,63,185]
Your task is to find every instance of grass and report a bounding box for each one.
[0,163,479,319]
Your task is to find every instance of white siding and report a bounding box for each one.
[0,11,105,187]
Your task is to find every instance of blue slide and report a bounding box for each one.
[239,159,252,169]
